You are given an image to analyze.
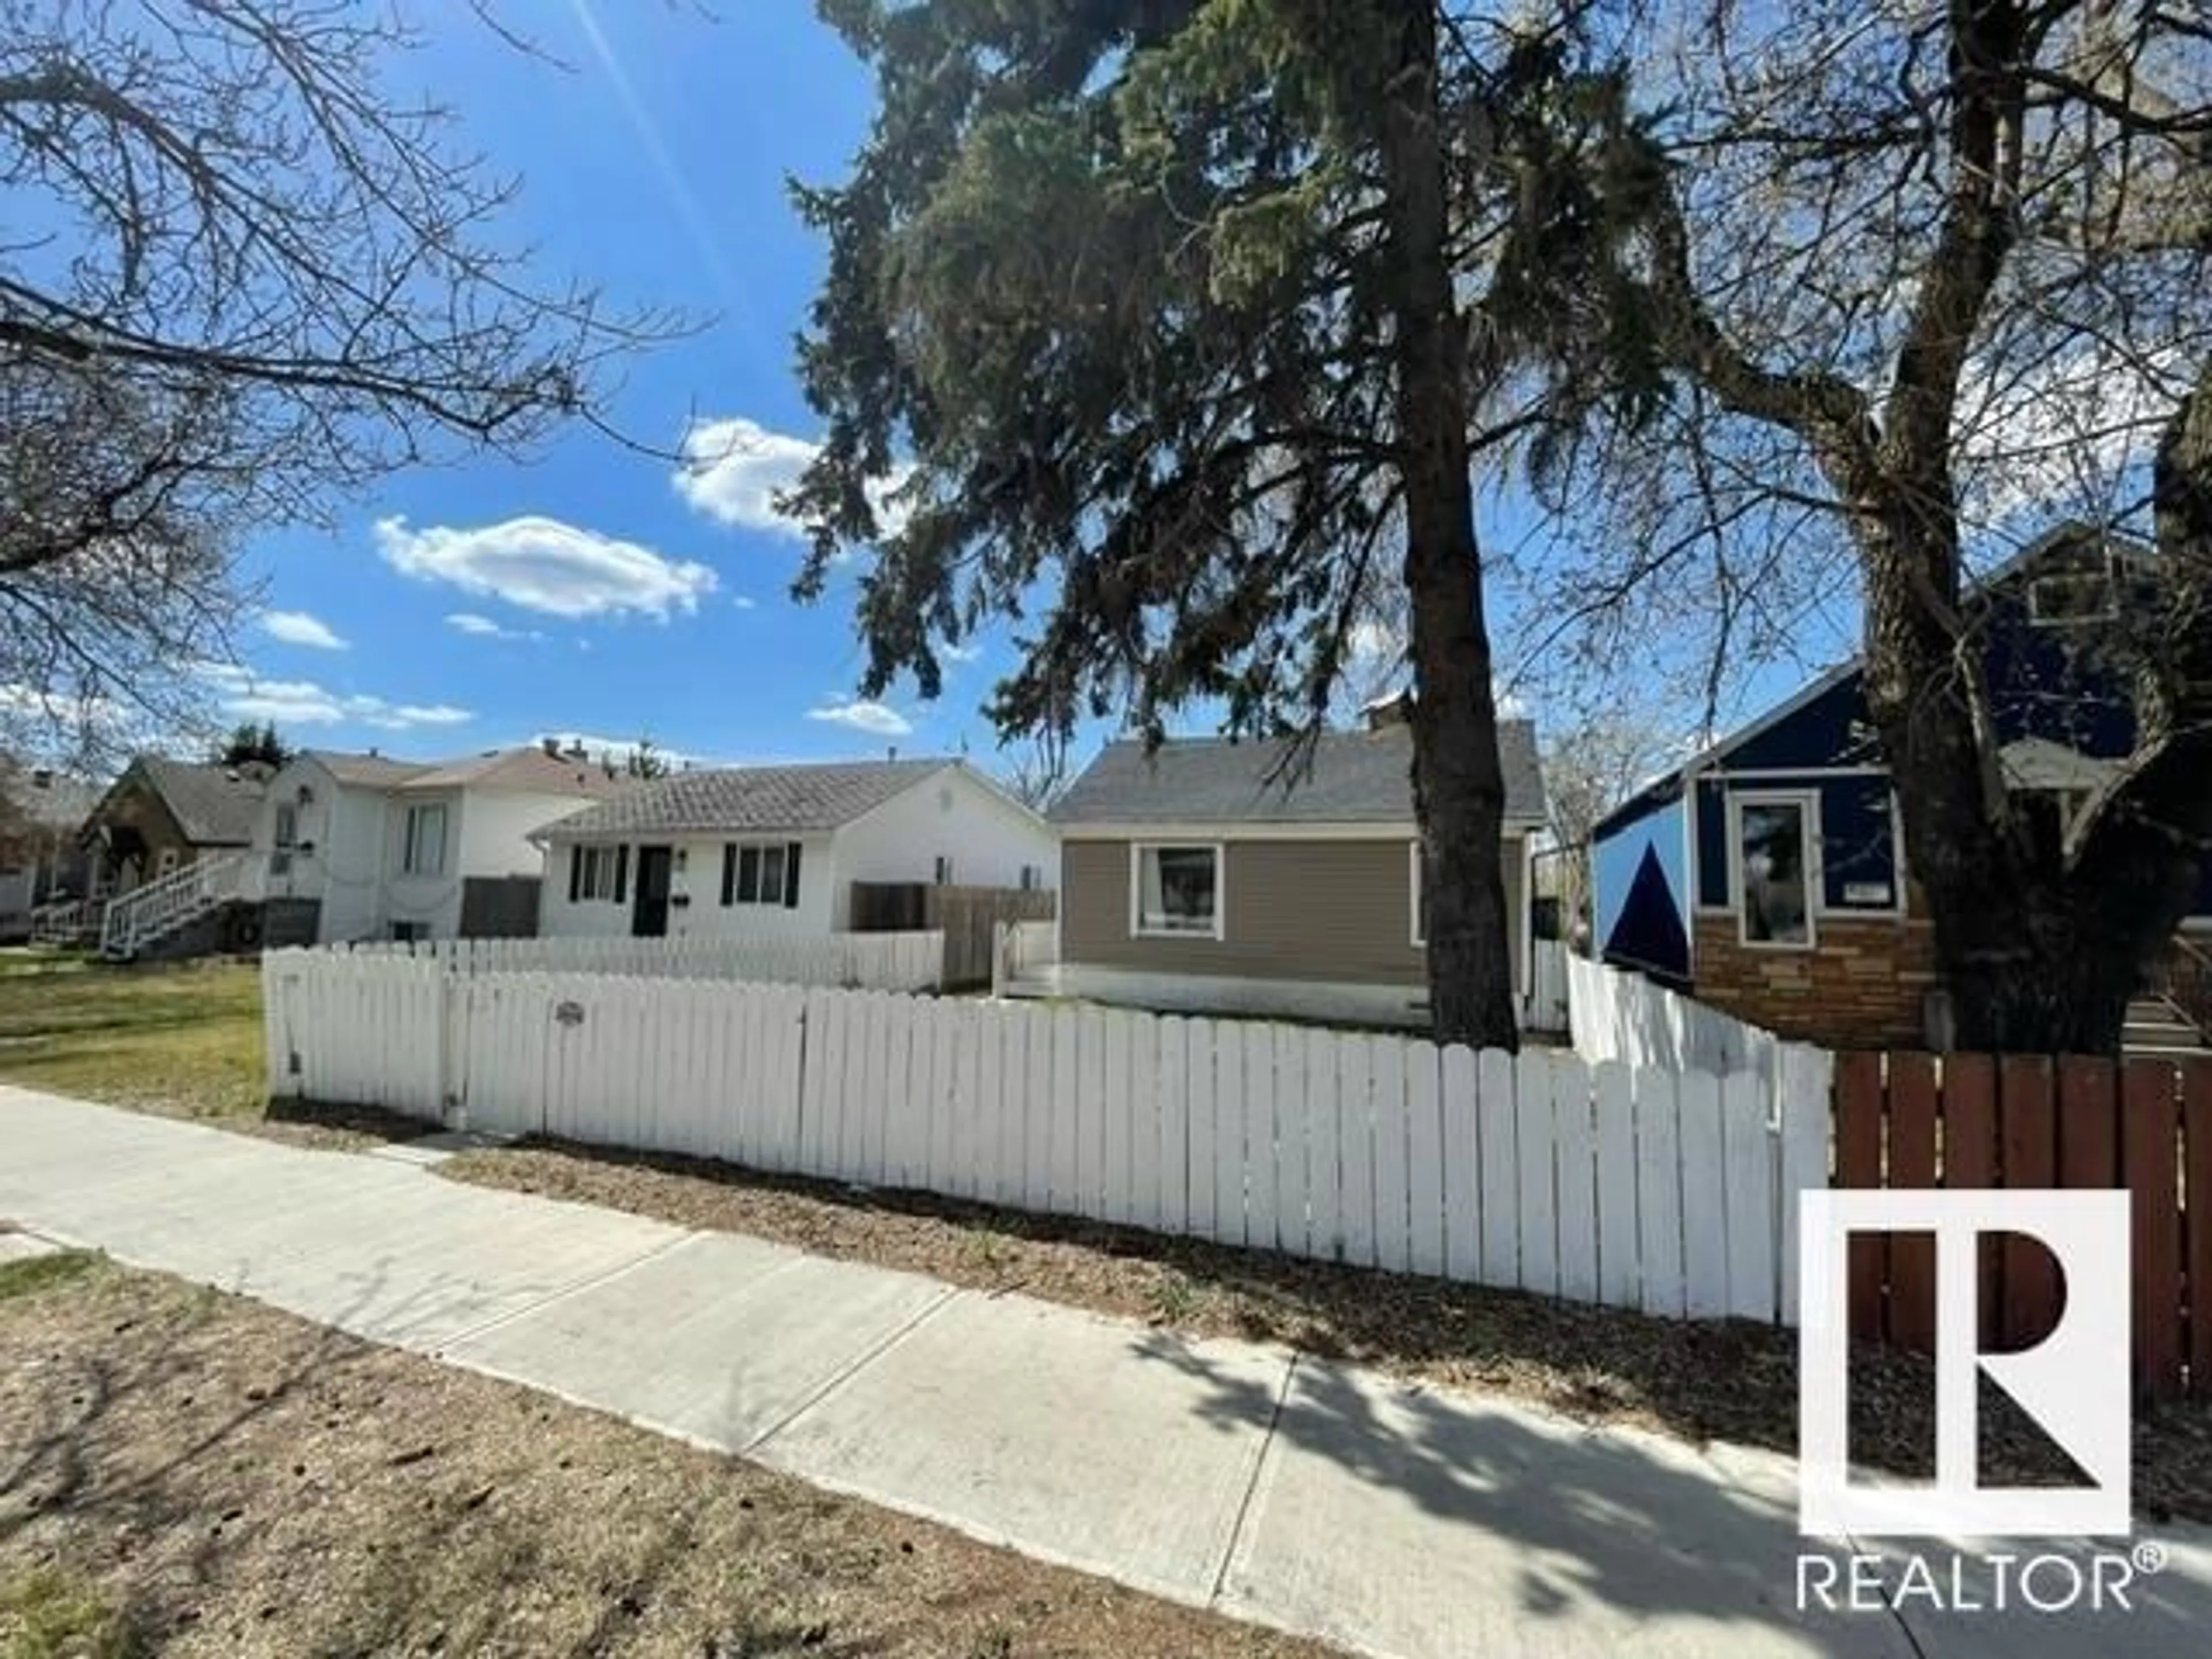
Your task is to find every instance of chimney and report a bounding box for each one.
[541,736,562,759]
[887,745,899,762]
[29,768,51,789]
[563,739,588,762]
[1362,691,1413,732]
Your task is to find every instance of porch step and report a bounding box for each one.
[2124,996,2207,1055]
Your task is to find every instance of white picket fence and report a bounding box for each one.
[1525,938,1571,1035]
[1565,949,1797,1075]
[265,953,1832,1325]
[321,930,944,993]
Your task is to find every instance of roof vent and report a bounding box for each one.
[887,745,899,762]
[29,768,51,789]
[542,736,562,758]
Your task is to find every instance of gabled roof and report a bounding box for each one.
[0,770,101,834]
[539,757,963,841]
[396,747,635,798]
[1050,721,1548,828]
[302,749,436,788]
[128,756,265,845]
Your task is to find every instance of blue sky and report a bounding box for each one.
[224,4,955,770]
[215,3,1850,777]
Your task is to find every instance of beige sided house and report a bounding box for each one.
[1047,713,1548,1028]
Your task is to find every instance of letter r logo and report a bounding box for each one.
[1799,1190,2131,1538]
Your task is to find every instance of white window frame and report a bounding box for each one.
[274,802,298,849]
[400,803,447,877]
[1128,841,1225,941]
[2028,559,2119,628]
[1408,840,1425,948]
[1729,790,1820,951]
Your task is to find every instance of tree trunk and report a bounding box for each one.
[1377,1,1518,1051]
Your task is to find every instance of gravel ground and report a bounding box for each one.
[442,1135,2212,1525]
[0,1256,1336,1659]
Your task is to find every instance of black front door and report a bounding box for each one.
[631,844,673,938]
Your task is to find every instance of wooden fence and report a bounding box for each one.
[264,952,1831,1325]
[1835,1050,2210,1401]
[309,930,945,992]
[849,883,1057,990]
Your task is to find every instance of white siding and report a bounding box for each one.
[828,765,1057,926]
[539,831,838,940]
[245,759,396,945]
[457,790,596,879]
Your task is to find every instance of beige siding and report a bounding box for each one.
[1062,836,1527,991]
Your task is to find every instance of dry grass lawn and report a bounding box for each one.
[0,954,422,1150]
[0,1256,1334,1659]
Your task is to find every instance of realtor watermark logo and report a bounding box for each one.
[1795,1190,2149,1616]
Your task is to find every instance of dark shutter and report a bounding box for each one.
[567,844,582,903]
[613,843,629,904]
[785,841,802,909]
[720,844,737,906]
[738,846,760,903]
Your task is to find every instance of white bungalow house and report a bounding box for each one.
[243,743,637,945]
[533,757,1055,940]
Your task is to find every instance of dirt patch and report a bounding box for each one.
[0,1261,1334,1659]
[442,1137,2212,1525]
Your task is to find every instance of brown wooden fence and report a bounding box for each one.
[1834,1050,2212,1400]
[849,882,1056,990]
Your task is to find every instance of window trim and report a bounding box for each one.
[273,801,298,849]
[2028,557,2119,628]
[1128,840,1225,941]
[400,802,448,878]
[1729,790,1820,951]
[574,844,622,903]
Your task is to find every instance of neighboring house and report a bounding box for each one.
[1043,706,1550,1028]
[81,755,267,899]
[1590,524,2212,1050]
[0,767,100,941]
[243,742,637,945]
[535,757,1055,940]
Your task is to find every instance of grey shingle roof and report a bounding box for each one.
[306,750,437,787]
[399,747,637,798]
[1050,721,1547,828]
[136,757,264,844]
[540,758,958,840]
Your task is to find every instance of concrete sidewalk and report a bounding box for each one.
[1,1084,2203,1659]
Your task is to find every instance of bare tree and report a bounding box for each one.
[1542,0,2212,1051]
[1,1,683,759]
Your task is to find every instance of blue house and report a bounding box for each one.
[1590,525,2212,1048]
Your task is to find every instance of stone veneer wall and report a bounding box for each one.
[1690,911,1937,1050]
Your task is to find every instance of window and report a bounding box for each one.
[573,845,621,902]
[1018,863,1043,892]
[933,855,954,886]
[1132,843,1222,938]
[2029,569,2118,627]
[402,804,446,876]
[721,841,802,908]
[1409,842,1426,947]
[274,802,297,848]
[391,921,427,944]
[1734,796,1815,948]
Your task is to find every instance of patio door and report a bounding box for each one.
[631,844,673,938]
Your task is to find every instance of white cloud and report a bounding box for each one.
[732,595,758,611]
[445,612,541,642]
[675,416,914,543]
[805,697,913,737]
[375,514,717,619]
[262,609,348,650]
[940,641,983,664]
[202,663,473,733]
